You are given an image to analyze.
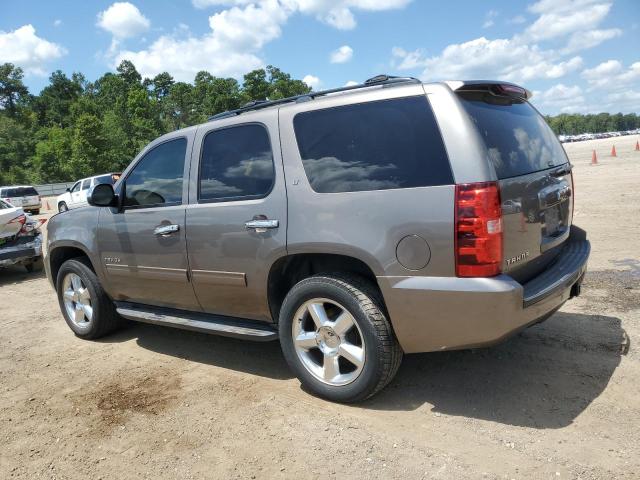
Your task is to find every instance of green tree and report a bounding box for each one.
[0,63,30,117]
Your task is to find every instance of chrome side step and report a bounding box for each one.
[115,303,278,342]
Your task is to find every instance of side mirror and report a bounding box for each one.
[66,188,71,192]
[88,183,117,207]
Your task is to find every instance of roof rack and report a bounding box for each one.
[208,74,421,121]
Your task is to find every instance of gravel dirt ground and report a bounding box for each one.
[1,135,639,480]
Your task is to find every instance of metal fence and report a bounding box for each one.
[34,182,76,197]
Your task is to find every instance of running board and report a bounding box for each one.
[115,303,278,342]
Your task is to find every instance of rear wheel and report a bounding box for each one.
[279,274,402,403]
[58,202,68,213]
[56,257,122,339]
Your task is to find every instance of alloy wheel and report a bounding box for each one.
[292,298,365,386]
[62,273,93,328]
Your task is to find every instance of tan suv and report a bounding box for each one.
[45,76,590,402]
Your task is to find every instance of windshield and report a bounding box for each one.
[459,93,568,179]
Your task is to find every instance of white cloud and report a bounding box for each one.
[114,1,285,80]
[483,9,498,29]
[344,80,358,86]
[508,15,526,25]
[581,59,623,86]
[414,37,582,83]
[112,0,408,80]
[391,0,618,90]
[562,28,622,54]
[191,0,412,30]
[303,74,321,89]
[391,46,427,70]
[330,45,353,64]
[97,2,150,39]
[525,1,612,41]
[582,60,640,88]
[53,19,62,27]
[0,24,66,76]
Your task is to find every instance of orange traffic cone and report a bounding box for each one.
[591,150,598,165]
[635,140,639,151]
[611,145,617,157]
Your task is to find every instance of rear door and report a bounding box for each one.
[185,110,287,322]
[78,178,91,207]
[458,91,572,282]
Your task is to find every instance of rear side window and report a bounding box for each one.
[198,124,275,202]
[3,187,38,196]
[81,179,91,190]
[293,96,452,193]
[124,138,187,208]
[459,93,568,179]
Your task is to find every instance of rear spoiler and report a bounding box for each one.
[445,80,533,100]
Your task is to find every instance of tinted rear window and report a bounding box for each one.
[95,174,115,185]
[294,96,452,193]
[459,93,567,179]
[3,187,38,196]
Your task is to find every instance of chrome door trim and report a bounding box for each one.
[190,270,247,287]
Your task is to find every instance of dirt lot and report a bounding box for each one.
[1,136,639,479]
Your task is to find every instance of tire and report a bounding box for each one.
[55,257,122,339]
[58,202,68,213]
[279,274,402,403]
[25,258,44,272]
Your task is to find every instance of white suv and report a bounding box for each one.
[56,173,120,212]
[0,186,41,214]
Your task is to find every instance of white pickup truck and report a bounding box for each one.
[56,173,120,212]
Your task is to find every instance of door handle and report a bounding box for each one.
[154,224,180,236]
[245,219,279,233]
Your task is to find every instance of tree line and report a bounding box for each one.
[0,61,309,185]
[544,113,640,136]
[1,60,639,185]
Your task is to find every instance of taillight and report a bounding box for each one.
[455,182,503,277]
[569,167,575,221]
[8,214,27,225]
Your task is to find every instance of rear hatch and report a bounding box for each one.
[458,88,573,283]
[3,187,40,207]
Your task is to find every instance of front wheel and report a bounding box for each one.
[279,275,402,403]
[56,257,122,339]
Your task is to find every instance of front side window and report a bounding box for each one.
[124,138,187,208]
[294,96,453,193]
[70,182,81,193]
[199,124,275,202]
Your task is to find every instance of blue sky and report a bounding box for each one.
[1,0,639,114]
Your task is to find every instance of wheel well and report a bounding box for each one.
[267,253,381,322]
[49,246,93,283]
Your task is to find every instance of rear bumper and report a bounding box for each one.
[0,235,42,267]
[378,226,590,353]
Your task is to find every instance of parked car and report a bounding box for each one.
[56,173,121,212]
[0,185,41,214]
[45,76,590,402]
[1,199,46,272]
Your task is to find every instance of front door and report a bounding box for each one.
[186,111,287,322]
[97,135,200,310]
[68,181,82,208]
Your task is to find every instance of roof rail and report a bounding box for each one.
[208,74,421,121]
